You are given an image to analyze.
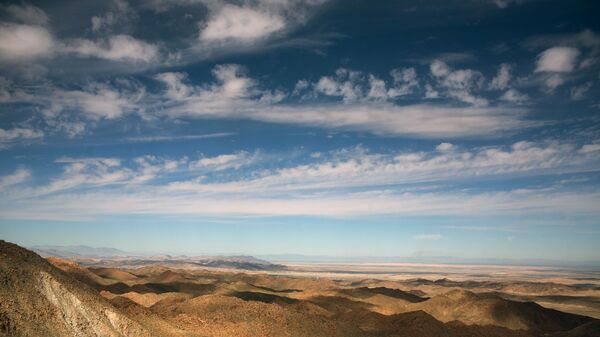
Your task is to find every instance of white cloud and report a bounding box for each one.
[570,81,593,100]
[2,4,49,25]
[4,62,532,140]
[155,64,259,116]
[153,1,331,64]
[293,67,418,102]
[130,155,184,184]
[7,152,233,198]
[430,60,451,77]
[258,90,286,104]
[314,76,337,95]
[51,120,87,138]
[190,151,258,171]
[296,60,488,107]
[0,78,144,139]
[415,234,442,241]
[367,75,387,99]
[436,142,455,152]
[541,73,566,91]
[165,140,599,195]
[22,157,132,196]
[292,79,309,96]
[199,5,285,42]
[0,127,44,148]
[0,23,53,61]
[424,84,439,99]
[490,63,512,90]
[4,185,600,220]
[16,156,183,197]
[429,60,488,106]
[174,102,528,138]
[3,140,600,219]
[579,144,600,154]
[49,83,144,120]
[1,127,39,144]
[500,89,529,104]
[126,132,235,143]
[156,66,528,138]
[301,67,417,102]
[154,72,192,100]
[388,67,419,97]
[0,3,158,67]
[535,47,580,73]
[66,35,159,63]
[91,0,134,33]
[211,64,256,98]
[525,30,599,76]
[448,89,489,107]
[0,168,30,190]
[314,68,363,102]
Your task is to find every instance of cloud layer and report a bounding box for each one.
[2,139,600,220]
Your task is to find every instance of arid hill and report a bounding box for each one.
[0,240,152,337]
[400,289,591,332]
[89,268,139,282]
[1,240,598,337]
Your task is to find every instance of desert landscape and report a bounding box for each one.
[1,240,599,337]
[2,0,600,336]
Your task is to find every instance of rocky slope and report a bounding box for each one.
[0,240,151,337]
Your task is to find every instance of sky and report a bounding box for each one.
[0,0,599,264]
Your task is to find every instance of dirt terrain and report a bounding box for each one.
[1,240,599,337]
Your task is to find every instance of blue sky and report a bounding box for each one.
[1,0,599,263]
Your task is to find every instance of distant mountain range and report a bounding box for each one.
[29,245,600,269]
[30,245,285,271]
[31,245,128,258]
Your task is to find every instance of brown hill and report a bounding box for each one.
[402,278,599,296]
[152,294,352,337]
[404,289,593,332]
[108,296,186,336]
[46,257,108,286]
[307,296,535,337]
[0,240,152,337]
[151,270,187,283]
[353,310,535,337]
[89,267,138,281]
[339,286,427,303]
